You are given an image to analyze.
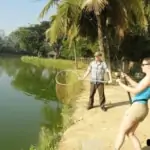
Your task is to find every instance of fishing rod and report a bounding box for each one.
[115,56,132,104]
[55,69,109,86]
[121,58,132,104]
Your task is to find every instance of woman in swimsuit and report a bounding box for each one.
[115,57,150,150]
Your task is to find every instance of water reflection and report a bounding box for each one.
[0,57,63,150]
[11,66,57,101]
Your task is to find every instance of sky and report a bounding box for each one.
[0,0,56,35]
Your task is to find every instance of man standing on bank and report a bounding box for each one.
[81,51,112,111]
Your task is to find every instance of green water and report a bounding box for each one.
[0,57,62,150]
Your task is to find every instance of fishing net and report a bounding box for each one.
[55,69,108,104]
[55,70,82,104]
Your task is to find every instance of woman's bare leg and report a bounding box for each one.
[114,116,137,150]
[127,123,142,150]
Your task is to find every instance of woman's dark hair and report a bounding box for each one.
[142,57,150,63]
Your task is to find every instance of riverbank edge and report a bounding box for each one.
[20,56,86,150]
[29,76,84,150]
[58,80,86,150]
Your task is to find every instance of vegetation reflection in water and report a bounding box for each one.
[0,57,75,150]
[20,57,82,150]
[21,57,82,150]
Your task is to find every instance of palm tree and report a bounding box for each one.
[81,0,108,57]
[42,0,82,68]
[40,0,148,71]
[80,0,147,58]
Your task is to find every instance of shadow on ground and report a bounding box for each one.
[93,101,129,109]
[142,146,150,150]
[106,101,130,109]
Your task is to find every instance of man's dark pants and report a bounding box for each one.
[88,82,106,109]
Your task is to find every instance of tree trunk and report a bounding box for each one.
[104,40,112,73]
[96,15,105,60]
[74,40,78,69]
[96,14,112,80]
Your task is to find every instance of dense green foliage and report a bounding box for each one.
[9,21,51,56]
[39,0,149,63]
[0,22,99,59]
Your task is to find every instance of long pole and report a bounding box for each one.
[122,58,132,104]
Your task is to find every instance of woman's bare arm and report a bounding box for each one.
[121,73,138,87]
[117,76,150,94]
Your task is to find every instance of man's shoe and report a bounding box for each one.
[101,106,107,112]
[87,105,93,110]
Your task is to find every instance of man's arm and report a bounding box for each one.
[82,63,92,80]
[106,68,112,82]
[103,62,112,82]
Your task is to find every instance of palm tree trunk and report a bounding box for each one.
[104,40,112,72]
[96,15,105,60]
[74,40,78,69]
[96,14,112,80]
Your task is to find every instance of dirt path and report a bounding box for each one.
[59,81,150,150]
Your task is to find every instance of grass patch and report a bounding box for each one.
[21,56,86,69]
[29,105,74,150]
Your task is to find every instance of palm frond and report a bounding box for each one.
[39,0,58,19]
[108,0,128,38]
[67,24,79,48]
[106,0,148,38]
[46,0,82,44]
[82,0,108,14]
[78,9,98,42]
[46,15,64,44]
[145,2,150,22]
[121,0,147,30]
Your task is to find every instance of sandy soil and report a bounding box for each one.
[59,81,150,150]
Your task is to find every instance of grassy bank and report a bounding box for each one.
[29,105,74,150]
[21,56,86,69]
[21,56,84,150]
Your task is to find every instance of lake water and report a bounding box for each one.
[0,57,62,150]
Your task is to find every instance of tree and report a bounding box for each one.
[9,21,51,56]
[40,0,84,67]
[40,0,148,71]
[40,0,147,50]
[0,30,17,53]
[79,0,148,73]
[120,34,150,61]
[117,1,150,62]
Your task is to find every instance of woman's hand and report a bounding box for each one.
[121,72,128,78]
[116,78,121,83]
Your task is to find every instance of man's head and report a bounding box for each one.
[94,51,102,61]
